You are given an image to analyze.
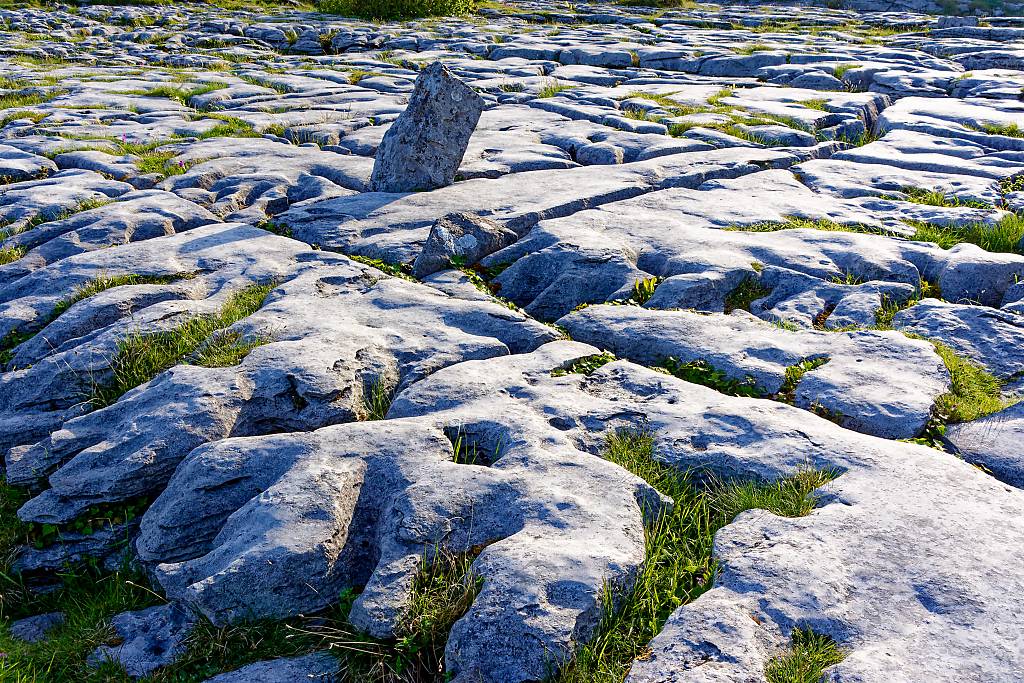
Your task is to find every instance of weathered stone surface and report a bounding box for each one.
[559,305,949,439]
[413,212,517,278]
[947,401,1024,488]
[9,612,65,643]
[369,62,485,193]
[202,653,339,683]
[87,604,195,678]
[4,4,1024,682]
[893,299,1024,378]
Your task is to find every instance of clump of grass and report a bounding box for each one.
[727,216,885,236]
[0,88,64,110]
[661,357,762,398]
[977,122,1024,138]
[931,341,1013,423]
[0,566,162,678]
[129,82,227,106]
[776,357,830,403]
[832,63,859,79]
[556,430,837,682]
[347,254,417,281]
[1,273,188,367]
[892,186,991,210]
[735,43,772,54]
[799,98,828,111]
[537,79,576,98]
[706,88,733,106]
[552,352,616,377]
[764,627,846,683]
[361,378,396,421]
[724,277,771,313]
[0,245,25,265]
[907,215,1024,254]
[90,282,275,408]
[317,0,476,20]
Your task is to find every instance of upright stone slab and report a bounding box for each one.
[369,61,485,193]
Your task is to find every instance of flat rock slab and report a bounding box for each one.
[9,611,65,643]
[947,401,1024,488]
[559,305,949,439]
[87,604,195,678]
[894,299,1024,379]
[203,653,338,683]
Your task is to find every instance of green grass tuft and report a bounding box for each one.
[556,430,837,682]
[552,352,617,377]
[906,215,1024,254]
[0,245,25,265]
[931,341,1014,424]
[660,357,762,398]
[537,79,577,99]
[765,627,846,683]
[631,276,660,305]
[90,282,275,408]
[361,378,396,421]
[724,277,771,313]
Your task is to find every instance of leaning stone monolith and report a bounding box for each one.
[369,61,485,193]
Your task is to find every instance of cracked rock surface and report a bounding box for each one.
[2,0,1024,681]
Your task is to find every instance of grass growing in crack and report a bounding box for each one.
[907,215,1024,254]
[128,82,227,106]
[537,79,576,98]
[0,245,25,266]
[776,357,830,404]
[890,186,992,210]
[556,430,837,683]
[724,277,771,313]
[764,627,846,683]
[90,283,274,408]
[0,273,189,367]
[362,378,396,421]
[552,352,617,377]
[0,88,64,110]
[731,214,1024,255]
[660,357,762,398]
[317,0,477,19]
[931,341,1013,424]
[348,254,417,281]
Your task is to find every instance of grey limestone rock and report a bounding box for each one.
[370,62,485,193]
[412,212,517,278]
[87,604,196,678]
[202,653,339,683]
[9,611,65,643]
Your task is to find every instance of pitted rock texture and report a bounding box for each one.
[2,0,1024,681]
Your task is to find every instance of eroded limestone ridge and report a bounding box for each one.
[1,0,1023,681]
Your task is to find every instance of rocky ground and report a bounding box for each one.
[1,0,1024,681]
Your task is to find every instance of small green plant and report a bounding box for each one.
[362,378,396,421]
[552,352,616,376]
[347,254,417,281]
[724,277,771,313]
[706,87,733,106]
[631,276,660,305]
[764,627,846,683]
[661,357,762,398]
[316,0,477,19]
[129,82,227,106]
[890,186,991,210]
[832,63,860,79]
[90,282,275,408]
[776,358,830,403]
[0,245,25,265]
[799,98,828,111]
